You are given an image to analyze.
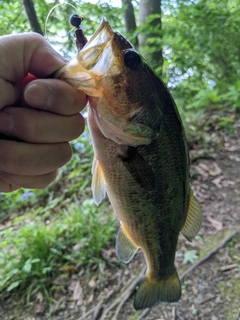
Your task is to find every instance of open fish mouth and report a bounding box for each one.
[58,19,115,82]
[56,18,134,95]
[77,18,133,72]
[73,18,114,73]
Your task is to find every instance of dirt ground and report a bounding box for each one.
[1,113,240,320]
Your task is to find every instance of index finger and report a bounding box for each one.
[24,78,87,115]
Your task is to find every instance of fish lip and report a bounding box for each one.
[87,17,114,43]
[81,18,133,54]
[79,18,114,55]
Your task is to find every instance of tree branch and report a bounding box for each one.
[21,0,43,35]
[121,0,138,46]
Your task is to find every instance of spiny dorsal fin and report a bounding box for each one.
[119,147,156,190]
[181,188,203,241]
[116,223,139,264]
[91,157,106,206]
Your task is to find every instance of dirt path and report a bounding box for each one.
[1,115,240,320]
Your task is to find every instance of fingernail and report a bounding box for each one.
[24,83,53,108]
[0,111,14,135]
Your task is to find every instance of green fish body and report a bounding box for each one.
[56,19,203,310]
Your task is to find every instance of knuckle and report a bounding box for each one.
[24,32,45,44]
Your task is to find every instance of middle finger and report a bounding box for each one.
[0,106,85,143]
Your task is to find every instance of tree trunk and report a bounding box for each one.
[138,0,163,72]
[121,0,138,46]
[21,0,43,35]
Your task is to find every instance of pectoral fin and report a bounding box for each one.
[91,157,106,206]
[181,189,203,241]
[116,223,138,264]
[119,147,156,190]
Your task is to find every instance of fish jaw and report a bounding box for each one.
[56,18,132,97]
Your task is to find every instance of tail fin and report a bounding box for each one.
[134,269,181,310]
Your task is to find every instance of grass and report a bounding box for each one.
[0,128,117,303]
[0,200,116,300]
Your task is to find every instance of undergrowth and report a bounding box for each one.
[0,200,116,301]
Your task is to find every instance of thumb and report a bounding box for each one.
[0,33,66,108]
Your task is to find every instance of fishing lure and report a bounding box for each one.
[69,14,88,51]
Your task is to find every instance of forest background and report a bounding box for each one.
[0,0,239,319]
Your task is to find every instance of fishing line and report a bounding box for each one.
[44,2,79,39]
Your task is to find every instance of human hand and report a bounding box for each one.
[0,33,87,192]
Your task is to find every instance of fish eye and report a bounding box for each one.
[123,49,142,70]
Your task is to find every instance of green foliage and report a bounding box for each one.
[0,1,29,34]
[0,0,123,58]
[0,198,116,299]
[218,117,235,133]
[136,13,163,73]
[163,0,240,114]
[44,0,124,58]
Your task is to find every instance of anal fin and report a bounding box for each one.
[116,223,138,264]
[181,188,203,241]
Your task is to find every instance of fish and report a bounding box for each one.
[55,18,203,310]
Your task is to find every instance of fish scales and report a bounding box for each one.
[56,18,203,310]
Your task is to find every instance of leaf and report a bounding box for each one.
[23,259,32,273]
[31,258,41,264]
[7,281,20,292]
[72,280,83,305]
[5,268,19,282]
[183,250,198,264]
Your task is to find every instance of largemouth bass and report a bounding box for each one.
[56,19,203,310]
